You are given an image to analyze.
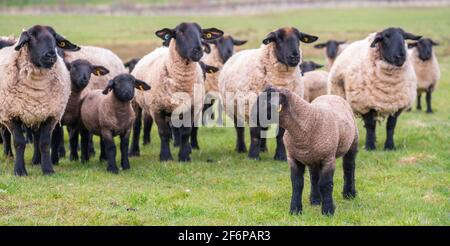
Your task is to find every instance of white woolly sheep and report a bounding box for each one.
[299,61,328,103]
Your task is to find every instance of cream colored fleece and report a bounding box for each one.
[302,70,328,102]
[409,48,440,92]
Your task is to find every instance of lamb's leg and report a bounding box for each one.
[129,106,142,157]
[102,131,118,174]
[143,114,153,145]
[38,119,55,175]
[68,125,79,161]
[1,128,13,157]
[172,126,181,147]
[426,89,433,113]
[259,127,268,152]
[80,128,90,163]
[319,159,336,216]
[50,124,62,165]
[289,158,305,215]
[99,137,107,161]
[190,126,200,150]
[178,125,192,162]
[31,130,41,165]
[120,131,131,170]
[274,126,287,161]
[362,110,376,150]
[58,126,66,158]
[309,166,321,205]
[342,140,358,199]
[234,117,246,153]
[155,113,173,161]
[248,126,262,160]
[88,134,96,157]
[11,120,27,176]
[384,110,401,151]
[416,92,422,111]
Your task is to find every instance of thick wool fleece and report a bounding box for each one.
[328,33,417,118]
[0,45,71,129]
[80,90,135,136]
[132,39,204,119]
[409,48,440,92]
[65,45,126,92]
[302,70,329,102]
[325,43,348,70]
[219,43,304,123]
[278,89,358,165]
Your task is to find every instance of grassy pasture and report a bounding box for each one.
[0,7,449,225]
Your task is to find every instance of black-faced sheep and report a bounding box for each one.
[299,60,328,103]
[314,40,348,69]
[80,74,150,173]
[299,60,323,75]
[0,25,80,175]
[329,27,421,151]
[124,57,140,73]
[218,27,318,161]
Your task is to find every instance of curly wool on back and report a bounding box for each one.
[302,70,329,103]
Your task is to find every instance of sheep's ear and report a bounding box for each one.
[202,41,211,54]
[338,40,347,45]
[298,32,319,44]
[54,33,80,51]
[313,62,324,69]
[102,80,114,95]
[135,79,151,91]
[430,39,439,46]
[204,64,219,74]
[403,31,422,41]
[92,66,109,76]
[202,28,224,41]
[370,33,383,48]
[14,31,30,51]
[407,42,417,49]
[155,28,174,47]
[232,38,247,46]
[65,61,71,71]
[262,32,276,45]
[314,42,327,49]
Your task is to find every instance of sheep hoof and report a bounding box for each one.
[128,150,140,157]
[364,144,376,151]
[121,164,130,170]
[247,155,260,161]
[42,169,55,176]
[69,154,78,161]
[14,168,28,176]
[416,107,422,111]
[274,154,287,161]
[343,190,357,200]
[426,109,433,114]
[179,155,191,162]
[321,205,335,216]
[384,144,395,151]
[107,166,119,174]
[160,155,173,162]
[289,208,302,215]
[190,143,200,150]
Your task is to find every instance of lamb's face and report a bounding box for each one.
[199,61,219,80]
[299,61,324,74]
[102,74,151,102]
[155,23,224,62]
[208,35,247,63]
[14,25,80,69]
[408,38,438,62]
[67,59,109,91]
[255,87,287,126]
[314,40,346,59]
[263,27,318,67]
[370,27,422,67]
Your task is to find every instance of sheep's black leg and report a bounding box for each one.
[289,158,305,215]
[416,92,422,111]
[274,126,287,161]
[248,126,262,160]
[31,130,41,165]
[343,140,358,199]
[190,126,200,150]
[319,161,336,216]
[172,126,181,147]
[39,120,55,175]
[129,107,142,156]
[155,114,173,161]
[362,110,376,150]
[58,126,66,158]
[120,132,131,170]
[384,111,401,151]
[68,125,79,161]
[88,134,96,157]
[50,124,62,165]
[99,137,107,161]
[234,117,246,153]
[102,133,118,174]
[259,127,268,152]
[143,114,153,145]
[179,125,192,162]
[1,128,13,157]
[11,120,27,176]
[426,90,433,113]
[26,127,33,144]
[309,166,321,205]
[80,128,90,163]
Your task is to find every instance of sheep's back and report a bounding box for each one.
[80,90,102,134]
[302,70,329,102]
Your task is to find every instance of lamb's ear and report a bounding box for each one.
[262,32,276,45]
[202,28,224,41]
[403,31,422,41]
[407,42,417,49]
[314,42,327,49]
[102,79,115,95]
[155,28,174,47]
[297,31,319,44]
[202,41,211,54]
[92,66,109,76]
[313,62,324,69]
[14,31,30,51]
[54,33,80,51]
[135,79,151,91]
[430,39,439,46]
[370,32,383,48]
[232,38,247,46]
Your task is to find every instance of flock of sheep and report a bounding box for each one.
[0,22,440,216]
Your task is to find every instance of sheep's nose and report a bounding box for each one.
[288,54,300,64]
[45,50,56,59]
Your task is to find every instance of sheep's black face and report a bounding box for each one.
[67,59,109,91]
[207,35,247,63]
[408,38,438,61]
[370,27,421,67]
[124,58,140,73]
[14,25,80,69]
[155,23,224,62]
[314,40,346,59]
[103,74,151,102]
[263,27,318,67]
[253,87,287,126]
[299,60,324,74]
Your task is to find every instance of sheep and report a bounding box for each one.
[328,27,421,151]
[408,38,440,113]
[50,59,110,165]
[314,40,348,69]
[218,27,318,161]
[0,36,16,49]
[79,74,150,173]
[124,57,140,73]
[0,25,80,176]
[299,60,323,75]
[257,86,358,216]
[302,70,329,103]
[131,22,223,162]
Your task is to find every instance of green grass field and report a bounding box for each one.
[0,8,449,225]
